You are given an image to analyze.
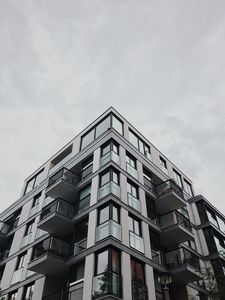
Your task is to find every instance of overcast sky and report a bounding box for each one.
[0,0,225,215]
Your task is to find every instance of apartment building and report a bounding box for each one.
[0,107,224,300]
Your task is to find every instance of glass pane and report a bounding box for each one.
[112,143,119,154]
[34,170,44,187]
[129,130,139,149]
[112,171,119,184]
[70,261,85,284]
[80,185,91,200]
[139,140,144,154]
[96,116,111,138]
[134,220,140,236]
[112,115,123,135]
[100,172,110,186]
[218,217,225,233]
[112,206,119,223]
[136,262,145,284]
[99,206,109,224]
[24,284,34,300]
[102,143,111,157]
[129,216,133,232]
[25,178,35,194]
[112,249,120,273]
[97,250,109,274]
[81,129,95,149]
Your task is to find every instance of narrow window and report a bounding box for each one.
[22,283,35,300]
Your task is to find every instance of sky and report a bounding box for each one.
[0,0,225,215]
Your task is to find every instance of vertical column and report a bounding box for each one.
[121,207,129,247]
[120,173,128,205]
[87,209,97,248]
[121,252,132,300]
[92,148,100,173]
[142,221,152,259]
[137,160,144,185]
[90,176,98,206]
[1,258,17,290]
[32,277,46,300]
[82,253,94,300]
[146,265,156,300]
[16,287,23,300]
[119,146,126,170]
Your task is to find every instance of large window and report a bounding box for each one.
[131,258,147,300]
[99,168,119,187]
[129,215,142,236]
[128,129,151,159]
[173,169,182,187]
[81,156,93,180]
[22,283,34,300]
[98,203,120,225]
[81,114,123,150]
[95,248,121,276]
[24,169,44,195]
[69,260,85,285]
[79,184,91,211]
[127,180,139,199]
[183,179,193,196]
[101,139,119,157]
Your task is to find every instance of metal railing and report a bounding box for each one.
[73,238,87,255]
[92,272,122,298]
[160,210,191,231]
[40,198,74,220]
[155,179,184,199]
[166,247,200,271]
[48,168,77,188]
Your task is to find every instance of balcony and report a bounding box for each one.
[27,237,69,276]
[128,193,141,212]
[151,250,162,265]
[73,238,87,255]
[96,220,121,242]
[98,181,120,199]
[131,281,148,300]
[126,163,138,179]
[38,198,74,236]
[45,168,77,202]
[100,151,120,167]
[155,180,186,214]
[129,231,144,253]
[159,211,193,247]
[0,221,11,241]
[92,272,122,298]
[166,247,202,284]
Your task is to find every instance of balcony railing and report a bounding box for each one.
[48,168,77,188]
[155,179,184,199]
[143,177,155,194]
[96,220,121,242]
[78,195,91,213]
[129,231,144,253]
[73,238,87,255]
[160,210,191,231]
[166,247,200,271]
[31,237,69,261]
[0,221,11,236]
[151,250,162,265]
[40,198,74,221]
[131,281,148,300]
[127,193,141,212]
[98,181,120,199]
[92,272,122,298]
[11,268,24,285]
[126,163,138,179]
[100,151,120,167]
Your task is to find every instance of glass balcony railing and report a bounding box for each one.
[127,193,141,212]
[166,247,200,271]
[21,232,33,248]
[31,237,69,261]
[129,231,144,253]
[160,210,191,231]
[11,268,24,285]
[143,177,155,193]
[100,151,120,167]
[73,238,87,255]
[126,163,138,179]
[155,179,184,199]
[48,168,77,188]
[40,198,74,221]
[131,281,148,300]
[98,182,120,199]
[0,221,11,236]
[96,220,121,242]
[92,272,122,298]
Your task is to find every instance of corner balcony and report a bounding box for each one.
[155,180,186,214]
[129,231,144,253]
[96,220,122,242]
[127,193,141,212]
[98,181,120,200]
[27,237,69,276]
[131,281,148,300]
[92,272,122,298]
[100,151,120,167]
[45,168,77,202]
[160,210,193,247]
[166,247,202,284]
[0,221,11,241]
[38,198,74,236]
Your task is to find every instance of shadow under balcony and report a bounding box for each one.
[38,198,74,236]
[155,180,186,214]
[27,237,69,277]
[96,220,122,242]
[0,221,11,242]
[159,210,194,247]
[92,272,122,299]
[45,168,77,202]
[166,247,202,284]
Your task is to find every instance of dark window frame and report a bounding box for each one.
[97,202,120,225]
[99,168,120,187]
[101,139,119,157]
[95,247,121,276]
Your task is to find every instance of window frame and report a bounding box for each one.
[99,168,120,187]
[95,247,121,276]
[97,202,120,225]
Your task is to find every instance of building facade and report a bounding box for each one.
[0,107,224,300]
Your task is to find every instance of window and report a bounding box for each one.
[22,283,34,300]
[127,180,138,198]
[95,248,120,275]
[101,140,119,157]
[16,252,27,270]
[126,152,136,169]
[81,114,123,150]
[131,258,146,285]
[99,169,119,187]
[25,221,35,236]
[128,129,151,159]
[173,169,182,187]
[180,207,189,219]
[32,193,41,207]
[183,179,193,196]
[206,208,218,228]
[79,184,91,211]
[69,260,85,285]
[81,156,93,180]
[159,156,167,173]
[98,203,120,225]
[8,291,18,300]
[217,217,225,233]
[24,169,44,195]
[129,215,141,236]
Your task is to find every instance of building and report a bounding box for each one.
[0,107,224,300]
